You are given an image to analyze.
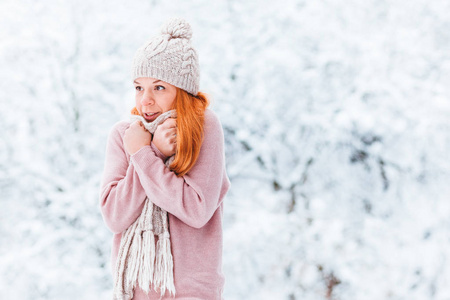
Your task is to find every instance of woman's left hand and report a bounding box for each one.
[123,120,152,155]
[153,117,177,158]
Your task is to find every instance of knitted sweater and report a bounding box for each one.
[99,108,231,299]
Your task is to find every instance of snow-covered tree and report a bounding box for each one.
[1,0,449,299]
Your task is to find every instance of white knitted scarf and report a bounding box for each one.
[113,110,177,300]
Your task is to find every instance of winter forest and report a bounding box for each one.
[1,0,450,299]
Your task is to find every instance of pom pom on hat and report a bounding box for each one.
[161,17,193,40]
[132,17,200,95]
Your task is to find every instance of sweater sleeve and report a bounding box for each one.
[99,121,158,234]
[129,109,229,229]
[150,141,169,162]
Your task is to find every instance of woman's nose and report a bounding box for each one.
[141,91,154,106]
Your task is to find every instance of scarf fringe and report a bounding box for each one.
[127,230,142,290]
[138,230,156,292]
[113,220,139,300]
[154,232,176,297]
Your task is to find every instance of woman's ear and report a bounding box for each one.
[131,107,140,115]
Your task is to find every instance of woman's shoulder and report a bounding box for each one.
[202,108,225,147]
[203,108,223,132]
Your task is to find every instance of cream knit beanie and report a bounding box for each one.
[132,17,200,96]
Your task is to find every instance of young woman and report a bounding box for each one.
[99,18,231,300]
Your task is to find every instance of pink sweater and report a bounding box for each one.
[99,109,231,300]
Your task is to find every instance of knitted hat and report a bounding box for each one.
[132,18,200,96]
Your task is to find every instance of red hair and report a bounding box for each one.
[131,88,210,177]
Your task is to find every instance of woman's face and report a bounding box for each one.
[134,77,177,123]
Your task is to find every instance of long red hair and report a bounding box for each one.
[131,88,210,177]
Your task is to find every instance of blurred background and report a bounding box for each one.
[1,0,449,299]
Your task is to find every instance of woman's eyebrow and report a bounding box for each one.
[133,80,161,84]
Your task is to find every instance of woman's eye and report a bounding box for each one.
[155,85,165,91]
[135,86,142,91]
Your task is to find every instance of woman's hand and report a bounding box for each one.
[153,117,177,157]
[124,120,152,156]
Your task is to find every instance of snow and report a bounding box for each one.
[0,0,449,299]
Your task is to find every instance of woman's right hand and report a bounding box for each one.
[153,117,177,157]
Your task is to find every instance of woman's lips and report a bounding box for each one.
[143,112,160,122]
